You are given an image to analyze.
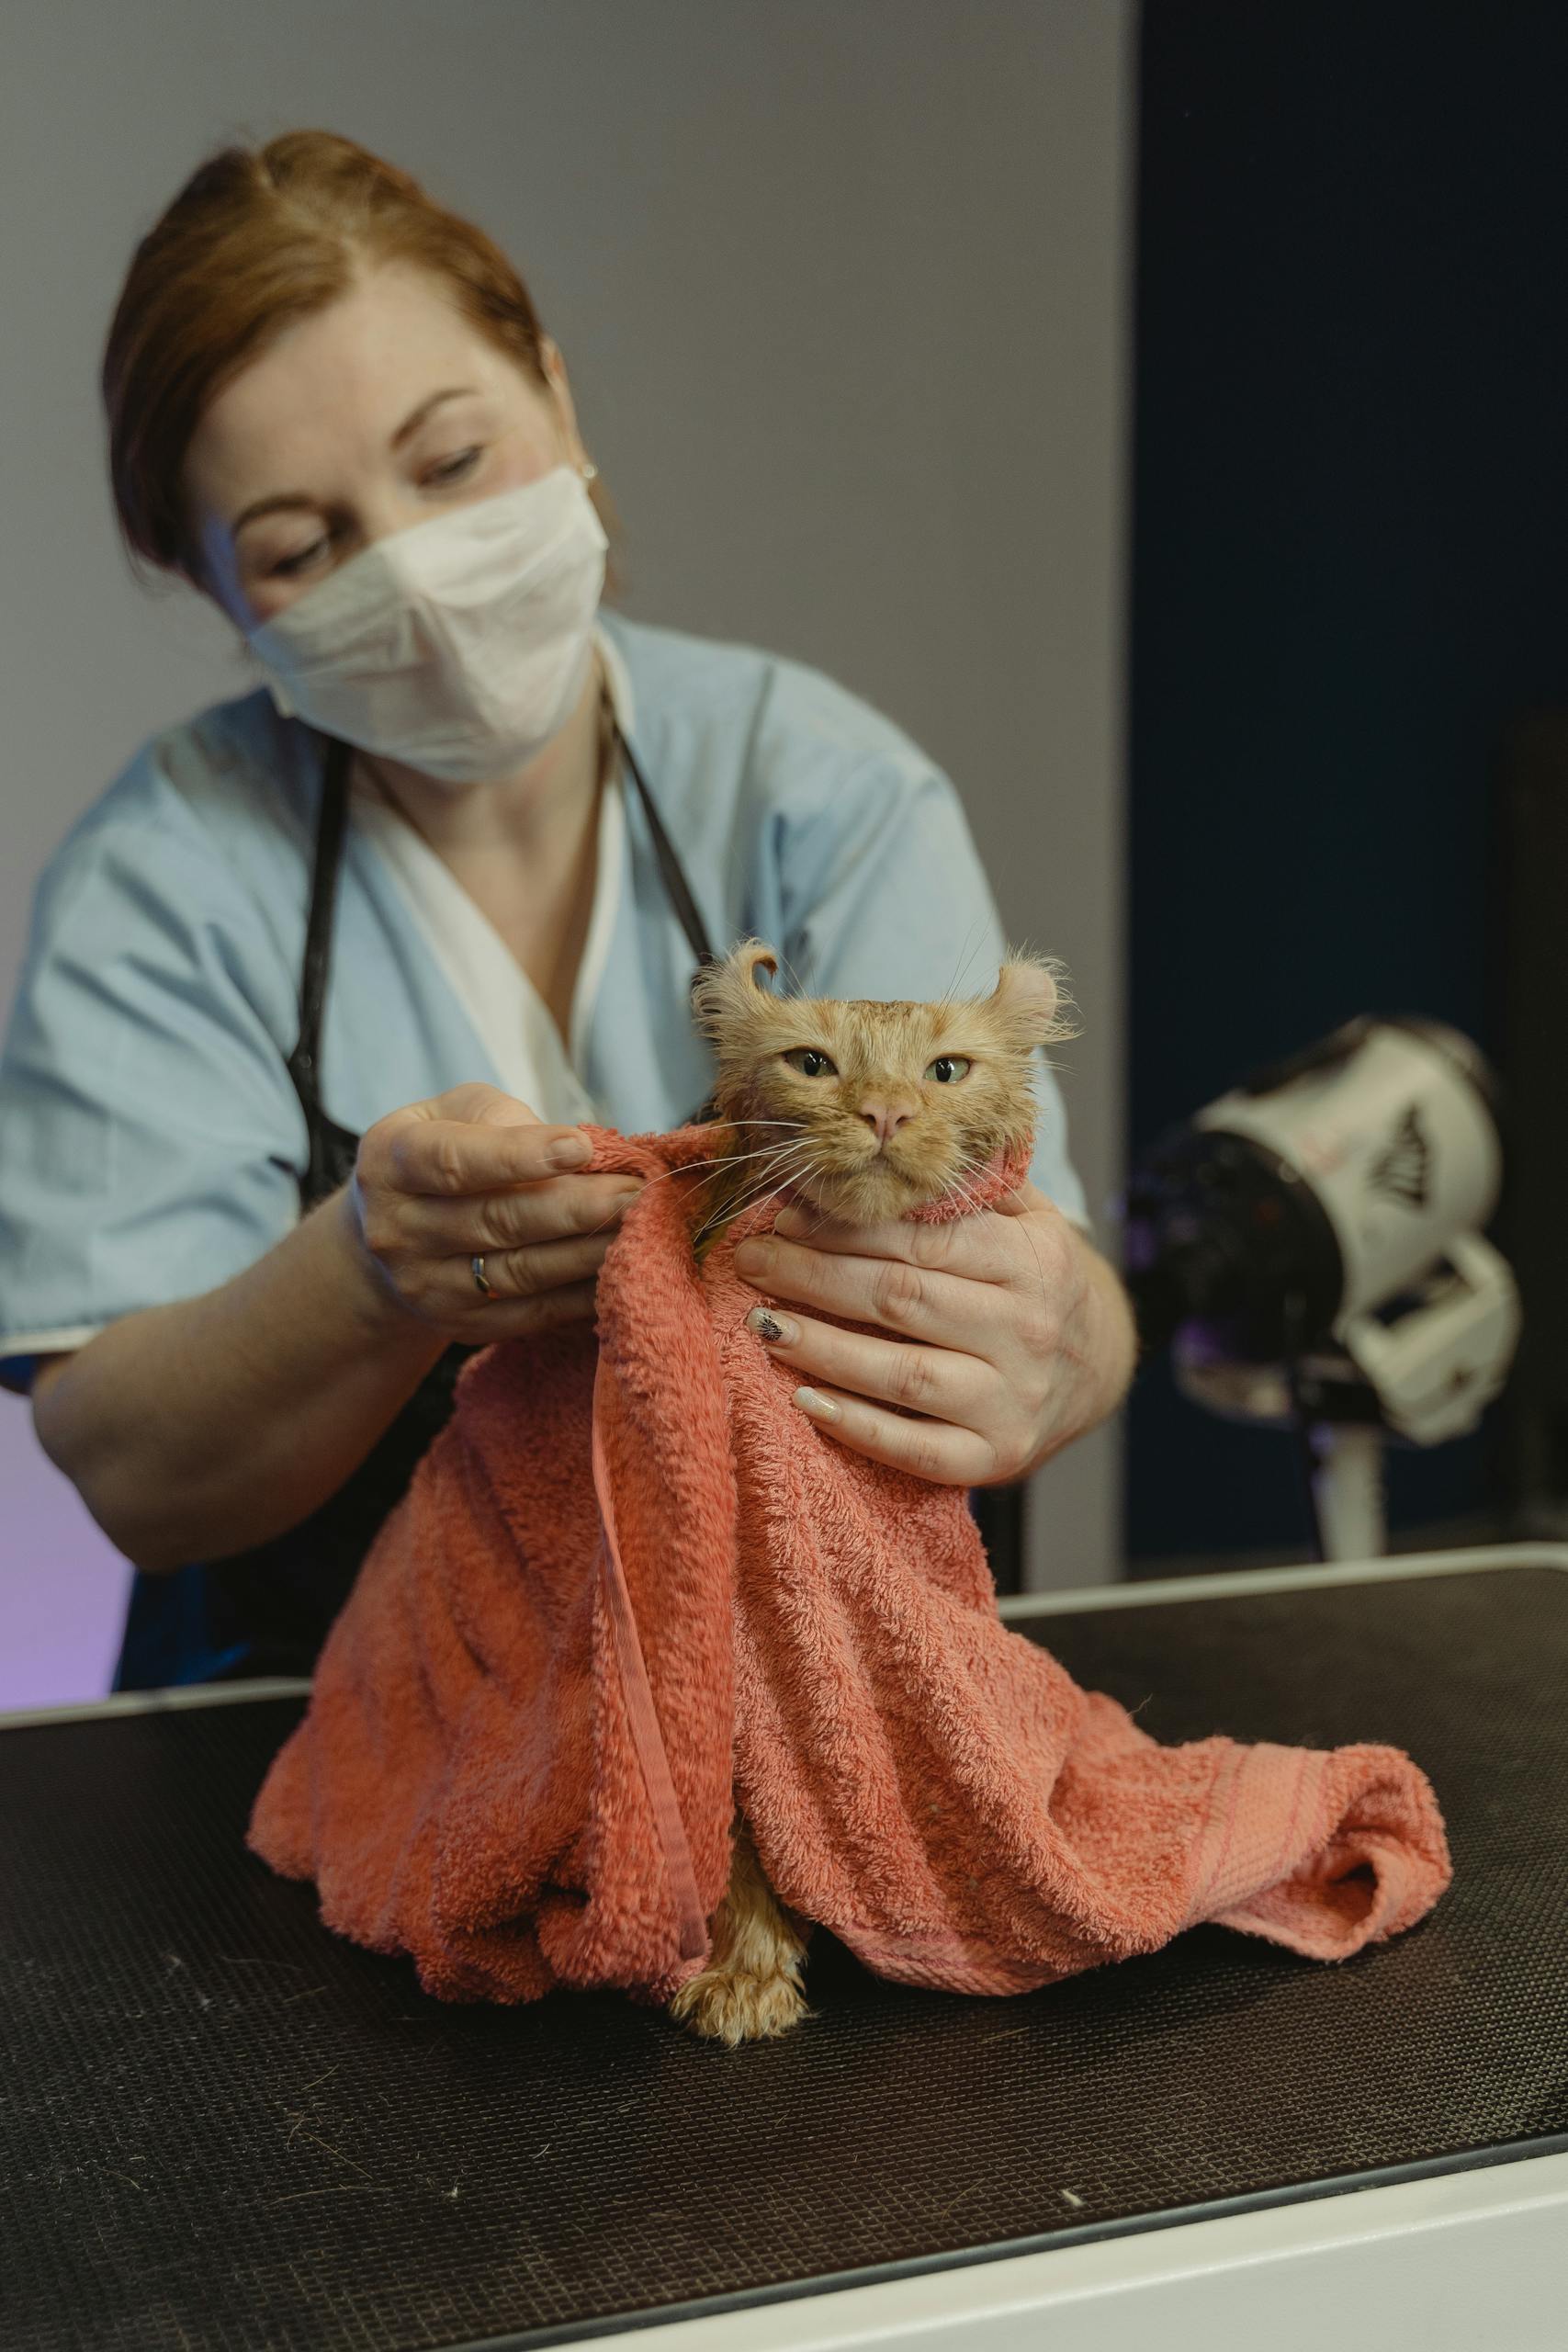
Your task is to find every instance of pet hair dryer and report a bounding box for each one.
[1120,1017,1521,1560]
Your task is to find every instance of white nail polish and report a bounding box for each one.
[794,1385,840,1421]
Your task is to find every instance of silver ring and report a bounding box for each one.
[471,1252,496,1300]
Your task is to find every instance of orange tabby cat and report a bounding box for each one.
[665,940,1075,2043]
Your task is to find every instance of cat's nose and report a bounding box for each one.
[858,1097,916,1148]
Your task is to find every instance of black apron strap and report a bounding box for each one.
[612,720,719,991]
[287,733,355,1204]
[288,732,353,1102]
[612,720,725,1125]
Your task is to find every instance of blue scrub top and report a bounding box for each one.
[0,608,1089,1669]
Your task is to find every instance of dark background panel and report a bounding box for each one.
[1125,0,1568,1556]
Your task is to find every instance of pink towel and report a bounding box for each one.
[248,1122,1453,2006]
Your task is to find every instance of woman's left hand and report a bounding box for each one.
[730,1180,1138,1485]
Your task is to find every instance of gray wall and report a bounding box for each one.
[0,0,1134,1702]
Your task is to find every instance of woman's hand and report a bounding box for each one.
[31,1080,643,1575]
[342,1081,643,1342]
[730,1179,1136,1485]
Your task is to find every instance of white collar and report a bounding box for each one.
[347,620,628,1118]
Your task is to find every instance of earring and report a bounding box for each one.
[581,459,599,482]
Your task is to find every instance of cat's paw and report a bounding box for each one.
[667,1963,814,2046]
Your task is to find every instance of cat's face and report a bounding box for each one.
[691,942,1075,1221]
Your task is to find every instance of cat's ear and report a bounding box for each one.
[735,942,779,993]
[691,938,782,1041]
[987,952,1079,1046]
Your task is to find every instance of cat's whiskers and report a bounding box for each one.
[728,1138,827,1213]
[672,1122,812,1195]
[689,1138,821,1250]
[715,1154,833,1249]
[691,1170,817,1255]
[574,1136,814,1236]
[935,1151,1048,1304]
[587,1127,807,1199]
[789,1138,964,1239]
[694,1144,817,1235]
[747,1149,830,1217]
[954,1168,998,1219]
[722,1145,824,1221]
[931,1145,992,1219]
[689,1148,818,1246]
[938,1146,1055,1330]
[790,1193,841,1240]
[687,1133,808,1175]
[684,1141,808,1226]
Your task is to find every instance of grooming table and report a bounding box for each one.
[4,1545,1565,2352]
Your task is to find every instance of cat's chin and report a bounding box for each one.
[793,1140,1017,1225]
[794,1163,931,1223]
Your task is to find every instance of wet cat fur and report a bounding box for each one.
[665,941,1076,2044]
[684,939,1077,1256]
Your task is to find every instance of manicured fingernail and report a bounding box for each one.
[773,1204,806,1237]
[733,1239,774,1276]
[794,1385,840,1421]
[549,1133,593,1169]
[746,1305,798,1344]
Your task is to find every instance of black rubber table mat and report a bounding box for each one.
[4,1565,1566,2352]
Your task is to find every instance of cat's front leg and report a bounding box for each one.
[667,1809,815,2046]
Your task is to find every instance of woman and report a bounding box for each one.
[0,130,1135,1691]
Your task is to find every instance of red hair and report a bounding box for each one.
[101,128,621,591]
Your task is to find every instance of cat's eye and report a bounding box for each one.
[924,1056,972,1083]
[783,1047,838,1078]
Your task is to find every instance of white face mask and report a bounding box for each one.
[243,464,609,786]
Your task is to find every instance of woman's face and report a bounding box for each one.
[182,261,589,630]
